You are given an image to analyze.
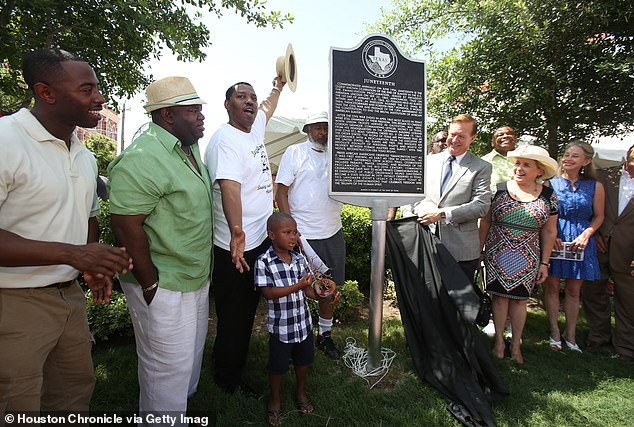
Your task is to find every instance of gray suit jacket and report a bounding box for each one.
[415,152,492,261]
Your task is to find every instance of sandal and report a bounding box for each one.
[296,399,315,414]
[562,334,582,353]
[266,409,282,426]
[549,337,562,351]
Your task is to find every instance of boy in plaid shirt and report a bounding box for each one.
[255,212,317,425]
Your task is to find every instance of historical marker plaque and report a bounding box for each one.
[329,34,426,206]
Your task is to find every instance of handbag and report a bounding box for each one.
[472,265,492,328]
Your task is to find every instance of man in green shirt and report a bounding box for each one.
[108,76,213,422]
[482,126,517,190]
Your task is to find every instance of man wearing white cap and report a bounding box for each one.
[205,77,285,399]
[276,111,345,359]
[108,76,213,423]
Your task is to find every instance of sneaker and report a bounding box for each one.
[316,331,341,360]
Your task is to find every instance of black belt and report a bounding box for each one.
[43,279,76,289]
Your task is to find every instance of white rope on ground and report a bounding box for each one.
[342,337,396,389]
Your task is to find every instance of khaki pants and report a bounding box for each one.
[0,282,95,415]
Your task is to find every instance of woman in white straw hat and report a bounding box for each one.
[543,142,604,353]
[479,145,559,364]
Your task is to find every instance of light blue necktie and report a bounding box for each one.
[440,155,456,194]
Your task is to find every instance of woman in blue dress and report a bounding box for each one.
[545,142,605,353]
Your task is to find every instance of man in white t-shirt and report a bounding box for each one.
[275,111,345,359]
[204,78,285,399]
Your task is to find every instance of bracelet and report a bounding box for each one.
[271,86,281,94]
[142,280,159,293]
[540,261,550,267]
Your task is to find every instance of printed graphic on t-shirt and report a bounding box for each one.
[251,143,270,173]
[251,142,272,194]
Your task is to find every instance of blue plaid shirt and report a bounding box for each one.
[255,246,312,343]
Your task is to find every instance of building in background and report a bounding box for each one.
[76,104,119,143]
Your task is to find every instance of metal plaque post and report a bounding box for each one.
[368,199,388,370]
[329,34,426,374]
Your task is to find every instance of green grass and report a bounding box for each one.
[92,305,634,426]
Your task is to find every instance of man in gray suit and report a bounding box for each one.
[583,144,634,361]
[416,114,492,284]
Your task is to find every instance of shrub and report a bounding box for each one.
[335,280,365,321]
[97,199,115,245]
[341,205,372,288]
[384,269,397,307]
[85,289,134,342]
[308,279,364,324]
[83,199,130,342]
[85,133,117,177]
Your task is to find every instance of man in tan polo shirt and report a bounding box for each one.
[0,48,132,416]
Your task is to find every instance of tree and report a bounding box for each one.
[85,133,117,177]
[372,0,634,156]
[0,0,292,114]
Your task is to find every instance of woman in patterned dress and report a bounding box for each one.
[479,145,559,364]
[544,142,604,353]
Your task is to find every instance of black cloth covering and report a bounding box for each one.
[386,217,509,427]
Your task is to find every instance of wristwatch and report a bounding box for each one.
[440,211,446,219]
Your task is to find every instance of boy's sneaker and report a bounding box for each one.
[316,331,341,360]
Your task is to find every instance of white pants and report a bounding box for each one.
[122,280,209,427]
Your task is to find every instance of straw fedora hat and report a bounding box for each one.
[144,76,205,112]
[276,43,297,92]
[301,111,328,134]
[506,145,559,179]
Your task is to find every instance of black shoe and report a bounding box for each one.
[316,331,341,360]
[235,381,263,400]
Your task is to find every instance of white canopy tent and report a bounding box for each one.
[591,132,633,169]
[264,115,306,173]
